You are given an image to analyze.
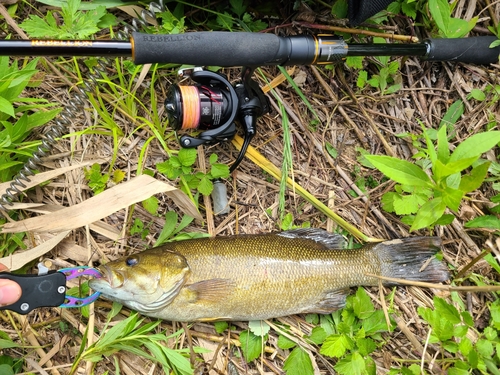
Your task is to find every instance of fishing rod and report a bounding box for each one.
[0,32,499,213]
[1,32,499,65]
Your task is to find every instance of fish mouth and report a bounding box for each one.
[97,264,125,289]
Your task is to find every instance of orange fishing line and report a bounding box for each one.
[179,86,200,129]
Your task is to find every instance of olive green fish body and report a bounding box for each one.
[89,229,449,321]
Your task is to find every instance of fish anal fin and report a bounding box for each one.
[185,278,235,303]
[304,288,348,314]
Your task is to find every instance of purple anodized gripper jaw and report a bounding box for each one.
[58,266,102,308]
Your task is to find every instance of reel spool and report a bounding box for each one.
[164,68,270,172]
[165,70,239,149]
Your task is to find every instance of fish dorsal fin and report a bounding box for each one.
[278,229,347,249]
[185,278,236,303]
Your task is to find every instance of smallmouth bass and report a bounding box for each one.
[89,229,449,321]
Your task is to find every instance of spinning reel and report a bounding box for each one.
[164,66,270,173]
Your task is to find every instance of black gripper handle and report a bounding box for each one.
[0,271,66,314]
[425,36,500,64]
[131,32,346,66]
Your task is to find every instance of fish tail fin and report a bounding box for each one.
[376,237,449,284]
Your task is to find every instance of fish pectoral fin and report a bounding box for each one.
[185,278,235,303]
[304,288,349,314]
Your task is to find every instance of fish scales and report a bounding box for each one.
[89,229,449,322]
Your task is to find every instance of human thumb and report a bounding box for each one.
[0,280,22,306]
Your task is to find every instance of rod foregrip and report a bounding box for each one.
[131,32,347,66]
[425,36,500,64]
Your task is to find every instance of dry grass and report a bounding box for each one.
[1,0,500,374]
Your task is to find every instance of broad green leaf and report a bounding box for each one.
[352,287,374,319]
[433,297,461,324]
[436,125,449,163]
[283,347,314,375]
[365,155,432,187]
[464,215,500,230]
[142,196,159,215]
[362,310,392,334]
[178,148,197,167]
[356,337,377,356]
[0,339,21,349]
[154,211,178,246]
[307,326,327,345]
[197,175,213,196]
[446,17,477,38]
[476,339,494,357]
[428,0,450,34]
[442,186,463,212]
[210,163,230,179]
[0,365,14,375]
[380,191,397,212]
[468,88,486,101]
[449,131,500,162]
[277,334,297,350]
[458,337,473,355]
[0,97,14,117]
[393,193,423,215]
[448,367,469,375]
[334,352,366,375]
[459,161,490,193]
[248,321,270,337]
[439,100,464,131]
[410,197,446,231]
[434,157,478,181]
[239,330,264,362]
[320,334,353,358]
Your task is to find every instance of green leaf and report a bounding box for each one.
[468,88,486,101]
[239,330,264,362]
[433,157,478,181]
[334,352,366,375]
[458,337,473,356]
[209,153,218,164]
[277,334,297,350]
[465,215,500,230]
[449,131,500,163]
[428,0,450,34]
[410,197,446,231]
[325,142,338,158]
[476,339,494,357]
[283,347,314,375]
[178,148,197,167]
[229,0,246,17]
[459,161,490,193]
[0,96,14,117]
[142,196,159,215]
[0,365,14,375]
[320,334,353,358]
[352,287,374,319]
[197,175,213,196]
[365,155,433,187]
[0,339,21,349]
[392,193,422,215]
[446,17,477,38]
[154,211,178,246]
[442,186,463,212]
[356,337,377,356]
[248,321,270,337]
[214,321,228,334]
[210,163,230,179]
[440,100,464,131]
[362,310,391,335]
[331,0,348,19]
[308,326,327,345]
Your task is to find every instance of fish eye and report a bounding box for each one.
[126,257,139,267]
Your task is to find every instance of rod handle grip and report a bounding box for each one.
[425,36,500,64]
[131,32,346,66]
